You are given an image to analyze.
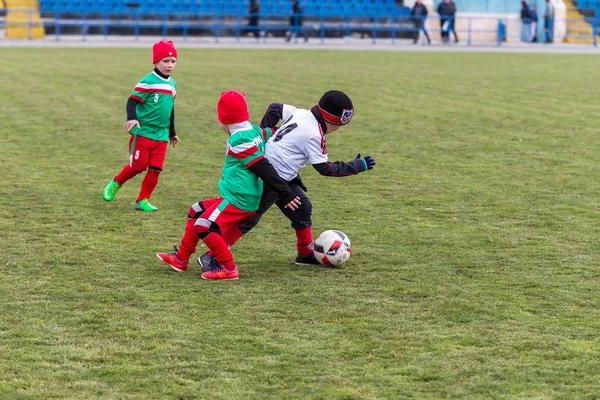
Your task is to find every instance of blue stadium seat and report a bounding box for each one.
[39,0,54,11]
[188,0,201,11]
[304,3,318,15]
[261,2,274,13]
[53,0,68,11]
[37,0,422,18]
[91,0,105,11]
[173,0,190,12]
[103,0,120,11]
[201,1,216,12]
[80,0,97,12]
[163,0,176,12]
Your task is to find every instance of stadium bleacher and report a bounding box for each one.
[574,0,600,18]
[38,0,408,16]
[32,0,598,43]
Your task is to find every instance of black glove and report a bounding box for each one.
[355,153,376,172]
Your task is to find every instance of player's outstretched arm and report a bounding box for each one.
[312,153,376,177]
[260,103,284,129]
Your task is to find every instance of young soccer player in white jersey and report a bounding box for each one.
[198,90,376,270]
[102,40,180,212]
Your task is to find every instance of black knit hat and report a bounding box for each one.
[317,90,354,125]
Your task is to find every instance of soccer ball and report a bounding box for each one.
[313,230,352,267]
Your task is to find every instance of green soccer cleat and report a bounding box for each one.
[102,179,121,202]
[135,198,158,212]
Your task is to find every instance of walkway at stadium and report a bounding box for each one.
[1,36,599,54]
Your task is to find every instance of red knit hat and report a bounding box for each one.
[217,90,250,124]
[152,40,178,63]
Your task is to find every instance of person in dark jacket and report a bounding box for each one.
[520,1,531,42]
[528,5,538,42]
[437,0,452,43]
[411,0,431,44]
[247,0,260,40]
[448,0,459,43]
[520,1,530,19]
[286,0,308,43]
[543,0,554,43]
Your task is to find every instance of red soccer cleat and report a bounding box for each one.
[156,250,188,272]
[201,263,239,280]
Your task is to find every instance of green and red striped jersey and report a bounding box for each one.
[218,123,275,212]
[129,71,177,142]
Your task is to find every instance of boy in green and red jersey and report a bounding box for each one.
[102,40,179,212]
[157,90,301,280]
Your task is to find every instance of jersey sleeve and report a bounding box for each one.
[281,104,298,122]
[260,127,276,141]
[130,76,151,103]
[227,133,265,168]
[171,78,177,106]
[304,134,328,165]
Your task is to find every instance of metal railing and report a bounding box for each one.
[1,9,599,47]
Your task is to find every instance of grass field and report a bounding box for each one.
[1,47,600,399]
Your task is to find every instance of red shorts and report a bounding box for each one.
[128,135,168,171]
[197,197,256,235]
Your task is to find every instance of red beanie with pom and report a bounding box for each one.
[217,90,250,124]
[152,40,178,63]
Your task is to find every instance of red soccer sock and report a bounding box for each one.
[222,227,243,249]
[137,168,160,202]
[176,219,200,261]
[295,226,314,256]
[114,164,141,186]
[202,232,236,270]
[204,228,242,257]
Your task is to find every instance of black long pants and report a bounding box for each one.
[238,180,312,235]
[440,19,449,42]
[247,16,260,39]
[413,20,430,43]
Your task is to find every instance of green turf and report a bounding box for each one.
[1,47,600,399]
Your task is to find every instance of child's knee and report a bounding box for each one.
[194,218,220,239]
[188,202,204,219]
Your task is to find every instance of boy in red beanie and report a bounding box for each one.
[157,90,301,280]
[102,40,179,212]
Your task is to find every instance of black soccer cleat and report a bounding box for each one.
[197,252,218,272]
[294,252,320,266]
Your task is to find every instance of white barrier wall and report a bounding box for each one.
[406,0,565,43]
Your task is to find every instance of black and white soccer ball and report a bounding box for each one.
[313,230,352,267]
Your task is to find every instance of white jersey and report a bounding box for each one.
[265,104,328,181]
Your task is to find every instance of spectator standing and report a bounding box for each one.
[437,0,452,44]
[287,0,308,43]
[520,1,531,42]
[411,0,431,44]
[528,4,538,42]
[543,0,554,43]
[247,0,260,40]
[448,0,459,43]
